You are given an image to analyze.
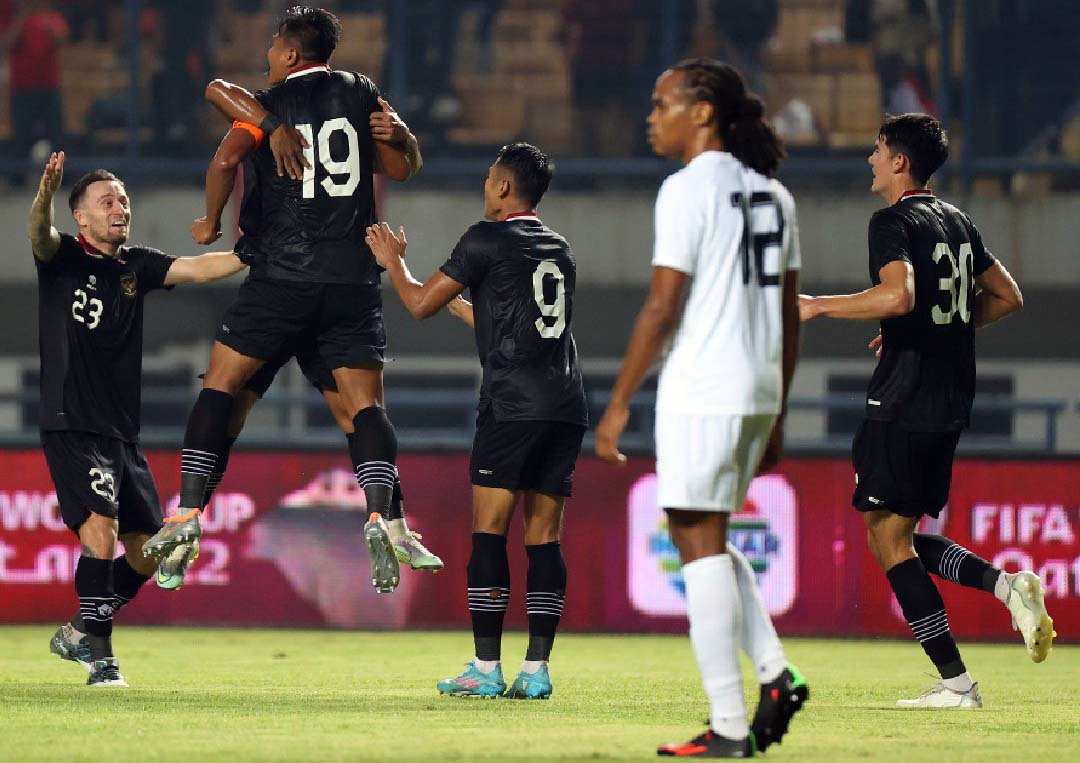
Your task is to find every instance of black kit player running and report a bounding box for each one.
[800,114,1047,710]
[365,142,586,699]
[30,153,248,686]
[143,7,428,594]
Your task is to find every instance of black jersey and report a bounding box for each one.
[35,233,175,442]
[245,66,382,285]
[865,191,996,431]
[440,217,588,426]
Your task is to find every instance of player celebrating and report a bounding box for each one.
[141,7,430,594]
[365,143,588,700]
[31,152,248,686]
[595,60,806,757]
[800,113,1047,708]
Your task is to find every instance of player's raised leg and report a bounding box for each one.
[866,511,982,708]
[437,486,515,697]
[914,533,1055,661]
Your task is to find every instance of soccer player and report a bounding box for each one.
[800,113,1049,708]
[31,152,248,685]
[364,143,588,700]
[595,60,806,757]
[141,7,431,594]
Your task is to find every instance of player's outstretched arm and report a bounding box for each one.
[447,296,474,329]
[194,126,258,245]
[799,260,914,322]
[29,151,64,262]
[973,261,1023,328]
[163,252,247,286]
[370,97,423,182]
[365,223,464,319]
[204,79,310,180]
[596,266,689,466]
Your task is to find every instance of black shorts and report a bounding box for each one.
[469,407,586,497]
[217,275,385,373]
[851,419,961,519]
[41,431,164,535]
[244,340,337,396]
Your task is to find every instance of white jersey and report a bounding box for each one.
[652,151,801,415]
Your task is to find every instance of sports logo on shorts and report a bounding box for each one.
[120,273,137,298]
[627,473,799,618]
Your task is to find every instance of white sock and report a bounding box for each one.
[727,543,787,684]
[683,553,747,740]
[387,518,408,542]
[520,660,546,674]
[942,671,974,693]
[993,571,1011,604]
[473,658,500,674]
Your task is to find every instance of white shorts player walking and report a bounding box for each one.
[597,59,805,759]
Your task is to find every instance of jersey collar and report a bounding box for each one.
[77,234,125,263]
[286,63,330,81]
[505,211,540,222]
[899,189,935,200]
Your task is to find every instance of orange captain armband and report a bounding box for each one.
[233,120,265,147]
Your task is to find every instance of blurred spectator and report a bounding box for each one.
[64,0,109,44]
[561,0,649,157]
[0,0,69,182]
[847,0,938,115]
[710,0,778,94]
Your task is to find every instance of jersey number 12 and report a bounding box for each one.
[730,191,783,287]
[296,118,361,198]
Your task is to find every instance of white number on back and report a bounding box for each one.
[532,260,566,339]
[296,119,361,199]
[931,242,973,325]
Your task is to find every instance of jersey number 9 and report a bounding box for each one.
[532,260,567,339]
[296,118,361,198]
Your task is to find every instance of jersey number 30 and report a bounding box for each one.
[932,242,973,325]
[533,260,566,339]
[296,118,361,198]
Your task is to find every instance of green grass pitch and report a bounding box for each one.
[1,627,1076,762]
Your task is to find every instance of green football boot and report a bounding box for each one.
[392,530,444,571]
[437,661,506,698]
[503,664,553,700]
[156,538,200,590]
[364,513,400,593]
[143,508,202,559]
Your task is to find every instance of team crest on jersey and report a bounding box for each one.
[627,473,798,618]
[120,273,137,297]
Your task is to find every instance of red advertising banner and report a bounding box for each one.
[1,449,1076,641]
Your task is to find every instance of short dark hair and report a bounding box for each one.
[879,113,949,184]
[495,142,553,207]
[69,170,123,213]
[278,6,342,63]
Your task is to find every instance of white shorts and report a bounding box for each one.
[654,413,777,512]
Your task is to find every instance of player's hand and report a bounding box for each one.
[364,222,407,267]
[268,125,311,180]
[595,404,629,466]
[756,422,784,475]
[370,97,411,145]
[37,151,65,200]
[448,296,474,327]
[869,332,883,358]
[191,216,222,245]
[798,294,819,322]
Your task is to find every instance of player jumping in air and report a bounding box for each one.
[365,143,588,701]
[800,113,1049,708]
[141,7,433,594]
[31,152,248,686]
[596,60,808,757]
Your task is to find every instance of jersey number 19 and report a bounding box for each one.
[296,118,361,198]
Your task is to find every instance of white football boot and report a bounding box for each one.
[896,681,983,709]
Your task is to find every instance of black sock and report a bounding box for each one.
[886,557,966,679]
[525,541,566,662]
[468,532,510,661]
[347,406,398,519]
[386,476,405,522]
[914,533,1001,593]
[180,389,235,508]
[111,556,151,616]
[75,556,115,661]
[203,436,238,507]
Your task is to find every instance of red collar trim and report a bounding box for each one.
[77,234,124,263]
[505,211,540,222]
[286,63,330,81]
[900,189,934,199]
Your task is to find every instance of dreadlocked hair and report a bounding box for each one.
[672,58,786,177]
